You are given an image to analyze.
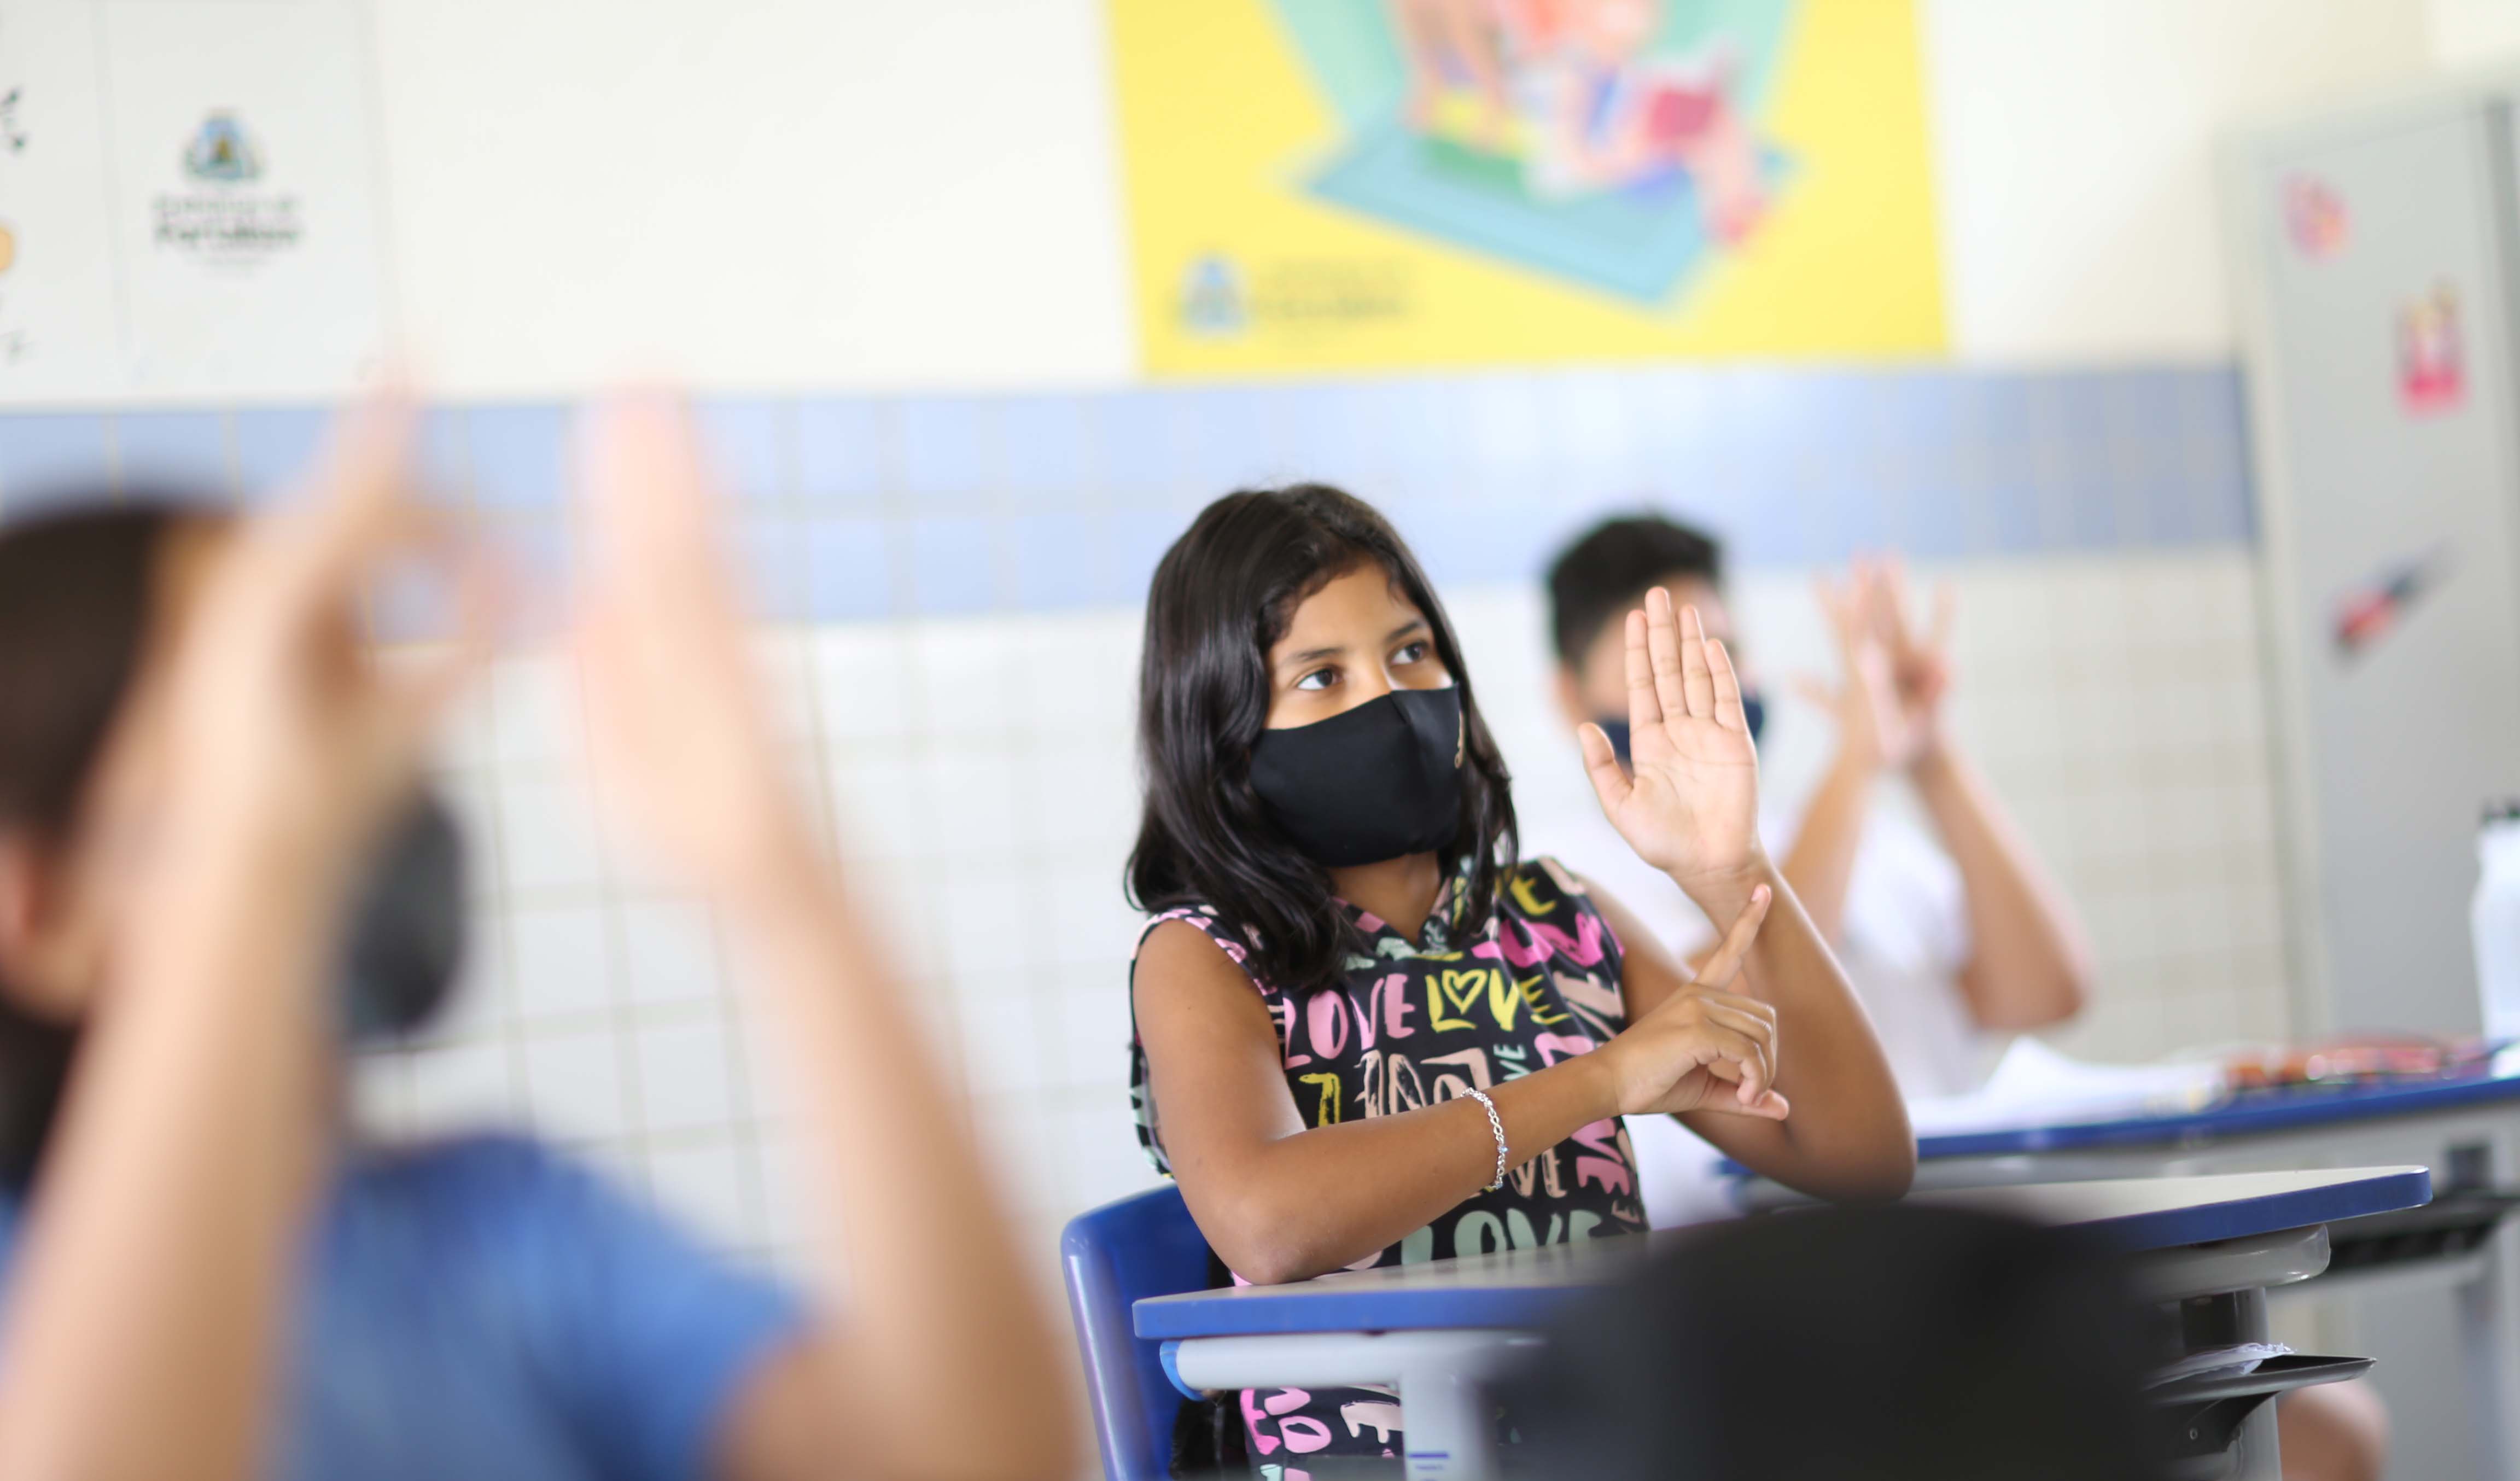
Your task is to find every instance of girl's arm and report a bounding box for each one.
[0,405,488,1481]
[1578,587,1913,1204]
[567,398,1077,1481]
[1596,877,1911,1200]
[1135,889,1781,1287]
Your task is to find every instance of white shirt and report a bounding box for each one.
[1529,785,1985,1226]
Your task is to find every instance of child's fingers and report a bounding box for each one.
[1624,608,1665,737]
[1693,999,1776,1094]
[1707,638,1748,736]
[1677,603,1716,718]
[1577,721,1634,815]
[304,392,422,568]
[1928,582,1957,657]
[1694,883,1770,987]
[1645,587,1692,722]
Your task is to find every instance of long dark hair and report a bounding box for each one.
[1125,484,1518,989]
[0,498,202,1186]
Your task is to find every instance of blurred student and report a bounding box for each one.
[1496,1204,2168,1481]
[0,399,1077,1481]
[1124,485,1912,1472]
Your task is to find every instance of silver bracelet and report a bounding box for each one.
[1462,1088,1508,1191]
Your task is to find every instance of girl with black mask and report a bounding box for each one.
[1126,485,1915,1474]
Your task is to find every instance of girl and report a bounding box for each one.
[1126,485,1914,1473]
[0,399,1077,1481]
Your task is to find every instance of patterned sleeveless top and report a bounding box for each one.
[1128,856,1648,1475]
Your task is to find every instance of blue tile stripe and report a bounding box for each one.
[0,367,2255,624]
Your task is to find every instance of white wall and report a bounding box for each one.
[2430,0,2520,68]
[1919,0,2436,364]
[367,0,1135,394]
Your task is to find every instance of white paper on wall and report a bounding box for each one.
[101,0,389,399]
[0,0,127,403]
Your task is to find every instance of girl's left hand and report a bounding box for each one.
[1578,585,1765,891]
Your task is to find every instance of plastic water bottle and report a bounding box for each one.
[2473,803,2520,1041]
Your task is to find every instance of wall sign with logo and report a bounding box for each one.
[153,111,305,266]
[101,0,389,397]
[0,0,387,404]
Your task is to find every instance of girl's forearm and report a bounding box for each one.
[1673,860,1914,1199]
[723,863,1078,1480]
[1166,1054,1620,1285]
[0,852,332,1481]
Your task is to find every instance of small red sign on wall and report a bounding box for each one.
[2399,284,2465,415]
[2285,176,2349,259]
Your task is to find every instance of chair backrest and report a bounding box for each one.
[1061,1182,1214,1481]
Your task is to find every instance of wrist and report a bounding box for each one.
[1909,731,1962,785]
[1667,849,1773,917]
[1558,1047,1626,1123]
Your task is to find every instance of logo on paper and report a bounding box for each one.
[155,111,300,267]
[1181,253,1248,337]
[181,112,261,183]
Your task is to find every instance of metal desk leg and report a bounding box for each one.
[1168,1330,1547,1481]
[2226,1287,2285,1481]
[2142,1228,2335,1481]
[2459,1214,2520,1481]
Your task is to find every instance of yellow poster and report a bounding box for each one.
[1109,0,1945,374]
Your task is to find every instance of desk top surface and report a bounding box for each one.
[1134,1165,2434,1339]
[1911,1064,2520,1159]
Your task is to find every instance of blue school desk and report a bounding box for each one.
[1726,1063,2520,1480]
[1135,1167,2431,1481]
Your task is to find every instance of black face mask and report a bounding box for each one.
[1249,686,1465,868]
[1596,690,1766,766]
[335,791,468,1042]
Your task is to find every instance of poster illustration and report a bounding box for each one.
[1109,0,1945,374]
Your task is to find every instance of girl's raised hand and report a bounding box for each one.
[1578,585,1765,890]
[570,394,814,900]
[1596,885,1787,1120]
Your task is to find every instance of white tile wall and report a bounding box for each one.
[358,543,2291,1321]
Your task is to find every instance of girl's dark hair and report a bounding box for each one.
[1125,484,1518,989]
[0,498,200,1186]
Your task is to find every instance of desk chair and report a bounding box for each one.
[1061,1183,1215,1481]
